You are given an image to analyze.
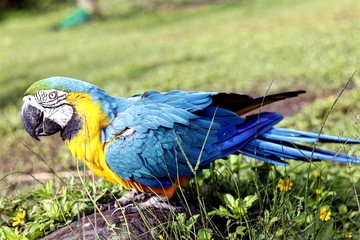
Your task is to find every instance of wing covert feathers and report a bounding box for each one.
[210,90,306,115]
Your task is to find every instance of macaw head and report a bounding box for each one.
[21,76,104,141]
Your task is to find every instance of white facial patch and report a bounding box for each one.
[24,90,74,128]
[23,95,44,111]
[43,104,74,128]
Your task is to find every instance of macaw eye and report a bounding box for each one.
[49,91,57,100]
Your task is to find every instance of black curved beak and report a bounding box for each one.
[21,101,62,141]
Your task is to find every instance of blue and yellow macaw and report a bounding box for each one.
[21,77,360,199]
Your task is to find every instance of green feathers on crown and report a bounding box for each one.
[25,77,102,96]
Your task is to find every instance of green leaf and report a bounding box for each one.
[224,194,236,209]
[264,209,270,222]
[175,212,186,223]
[41,200,61,221]
[0,226,29,240]
[236,226,246,236]
[338,204,348,215]
[276,228,284,237]
[317,220,334,239]
[27,222,46,240]
[197,228,213,240]
[243,195,258,208]
[208,206,234,218]
[186,214,199,230]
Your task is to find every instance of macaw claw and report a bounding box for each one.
[112,190,182,215]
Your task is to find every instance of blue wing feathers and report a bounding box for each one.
[102,90,360,189]
[218,112,282,153]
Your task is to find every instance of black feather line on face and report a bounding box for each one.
[61,110,82,141]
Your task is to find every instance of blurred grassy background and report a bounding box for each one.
[1,0,360,191]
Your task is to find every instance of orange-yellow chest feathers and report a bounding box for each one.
[64,93,121,183]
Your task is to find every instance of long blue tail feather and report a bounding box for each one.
[245,139,360,164]
[219,112,360,166]
[262,128,360,144]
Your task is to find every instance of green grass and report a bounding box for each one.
[1,0,360,239]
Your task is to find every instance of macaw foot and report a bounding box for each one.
[112,189,182,215]
[116,188,145,206]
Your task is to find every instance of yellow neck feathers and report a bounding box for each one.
[64,93,120,183]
